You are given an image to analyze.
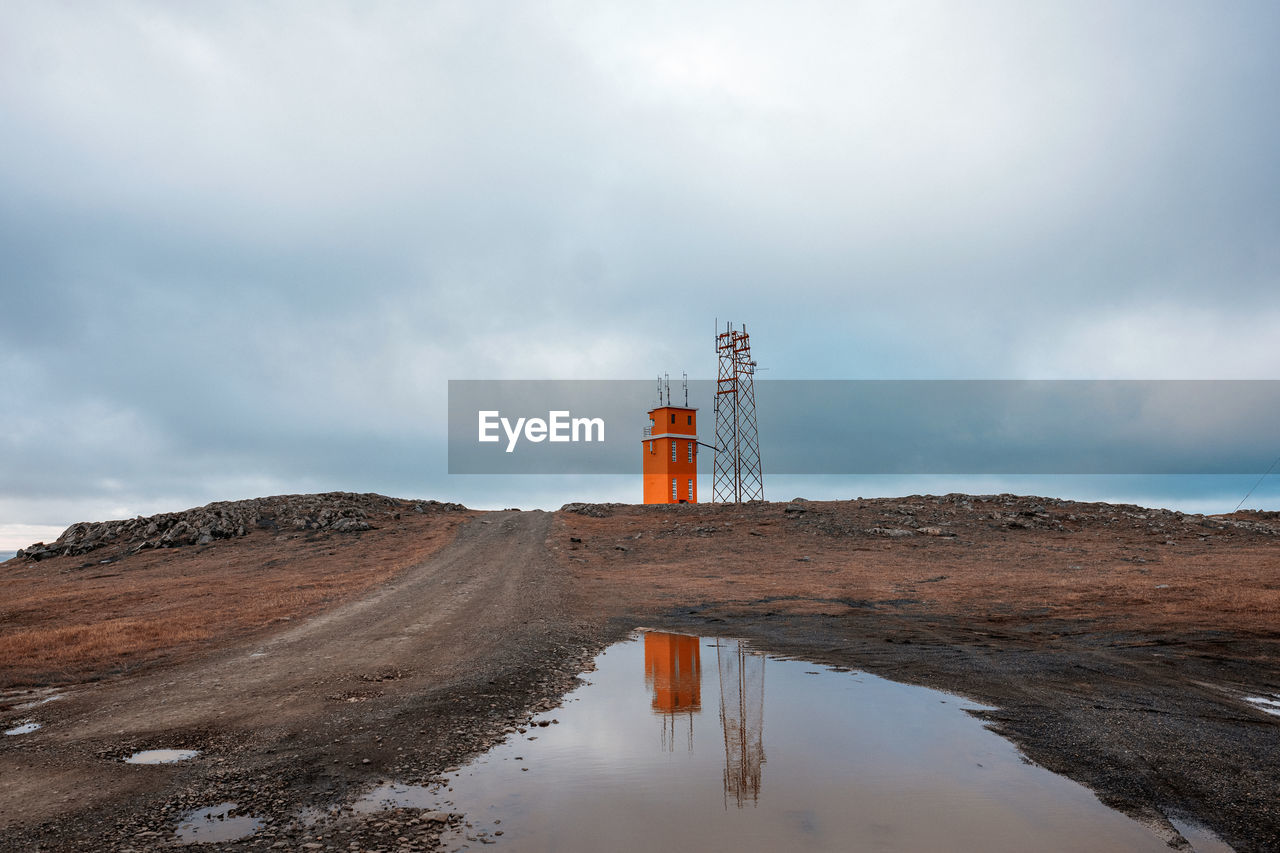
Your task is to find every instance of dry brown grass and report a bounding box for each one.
[4,497,1273,688]
[0,511,466,686]
[556,500,1280,638]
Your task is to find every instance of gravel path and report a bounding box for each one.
[1,510,607,851]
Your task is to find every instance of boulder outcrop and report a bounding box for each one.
[17,492,465,561]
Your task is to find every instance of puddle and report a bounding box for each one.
[356,781,440,813]
[175,802,262,844]
[4,721,41,736]
[364,631,1222,852]
[296,804,342,826]
[15,693,63,711]
[125,748,200,764]
[1170,818,1236,853]
[1242,694,1280,717]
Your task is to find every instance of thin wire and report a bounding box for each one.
[1234,454,1280,513]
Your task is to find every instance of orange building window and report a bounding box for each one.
[687,441,693,463]
[671,440,677,461]
[688,479,693,500]
[671,478,677,500]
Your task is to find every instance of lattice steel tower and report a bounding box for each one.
[712,322,764,503]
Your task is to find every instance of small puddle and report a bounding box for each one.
[4,721,41,736]
[175,802,262,844]
[356,782,439,813]
[296,804,342,826]
[1243,694,1280,717]
[15,693,63,711]
[361,631,1232,852]
[125,749,200,764]
[1170,818,1236,853]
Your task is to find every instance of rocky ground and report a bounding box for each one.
[1,493,1278,851]
[16,493,465,561]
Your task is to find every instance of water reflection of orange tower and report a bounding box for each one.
[717,638,766,808]
[643,632,701,751]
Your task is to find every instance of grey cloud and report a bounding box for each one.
[3,1,1279,530]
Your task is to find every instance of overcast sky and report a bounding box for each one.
[3,1,1279,548]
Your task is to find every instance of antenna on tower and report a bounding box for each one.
[712,322,764,504]
[683,372,689,406]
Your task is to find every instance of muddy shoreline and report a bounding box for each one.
[2,497,1278,851]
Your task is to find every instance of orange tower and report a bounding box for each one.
[642,377,698,504]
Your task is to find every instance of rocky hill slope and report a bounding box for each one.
[16,492,465,561]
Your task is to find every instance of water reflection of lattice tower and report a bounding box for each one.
[643,632,702,751]
[716,638,765,807]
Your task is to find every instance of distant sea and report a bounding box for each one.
[0,551,17,563]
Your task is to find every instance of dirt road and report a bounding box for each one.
[3,496,1279,851]
[2,510,606,851]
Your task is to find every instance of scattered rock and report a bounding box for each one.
[867,527,915,538]
[560,502,624,518]
[17,493,467,561]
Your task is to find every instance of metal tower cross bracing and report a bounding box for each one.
[712,321,764,503]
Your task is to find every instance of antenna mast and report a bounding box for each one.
[712,322,764,503]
